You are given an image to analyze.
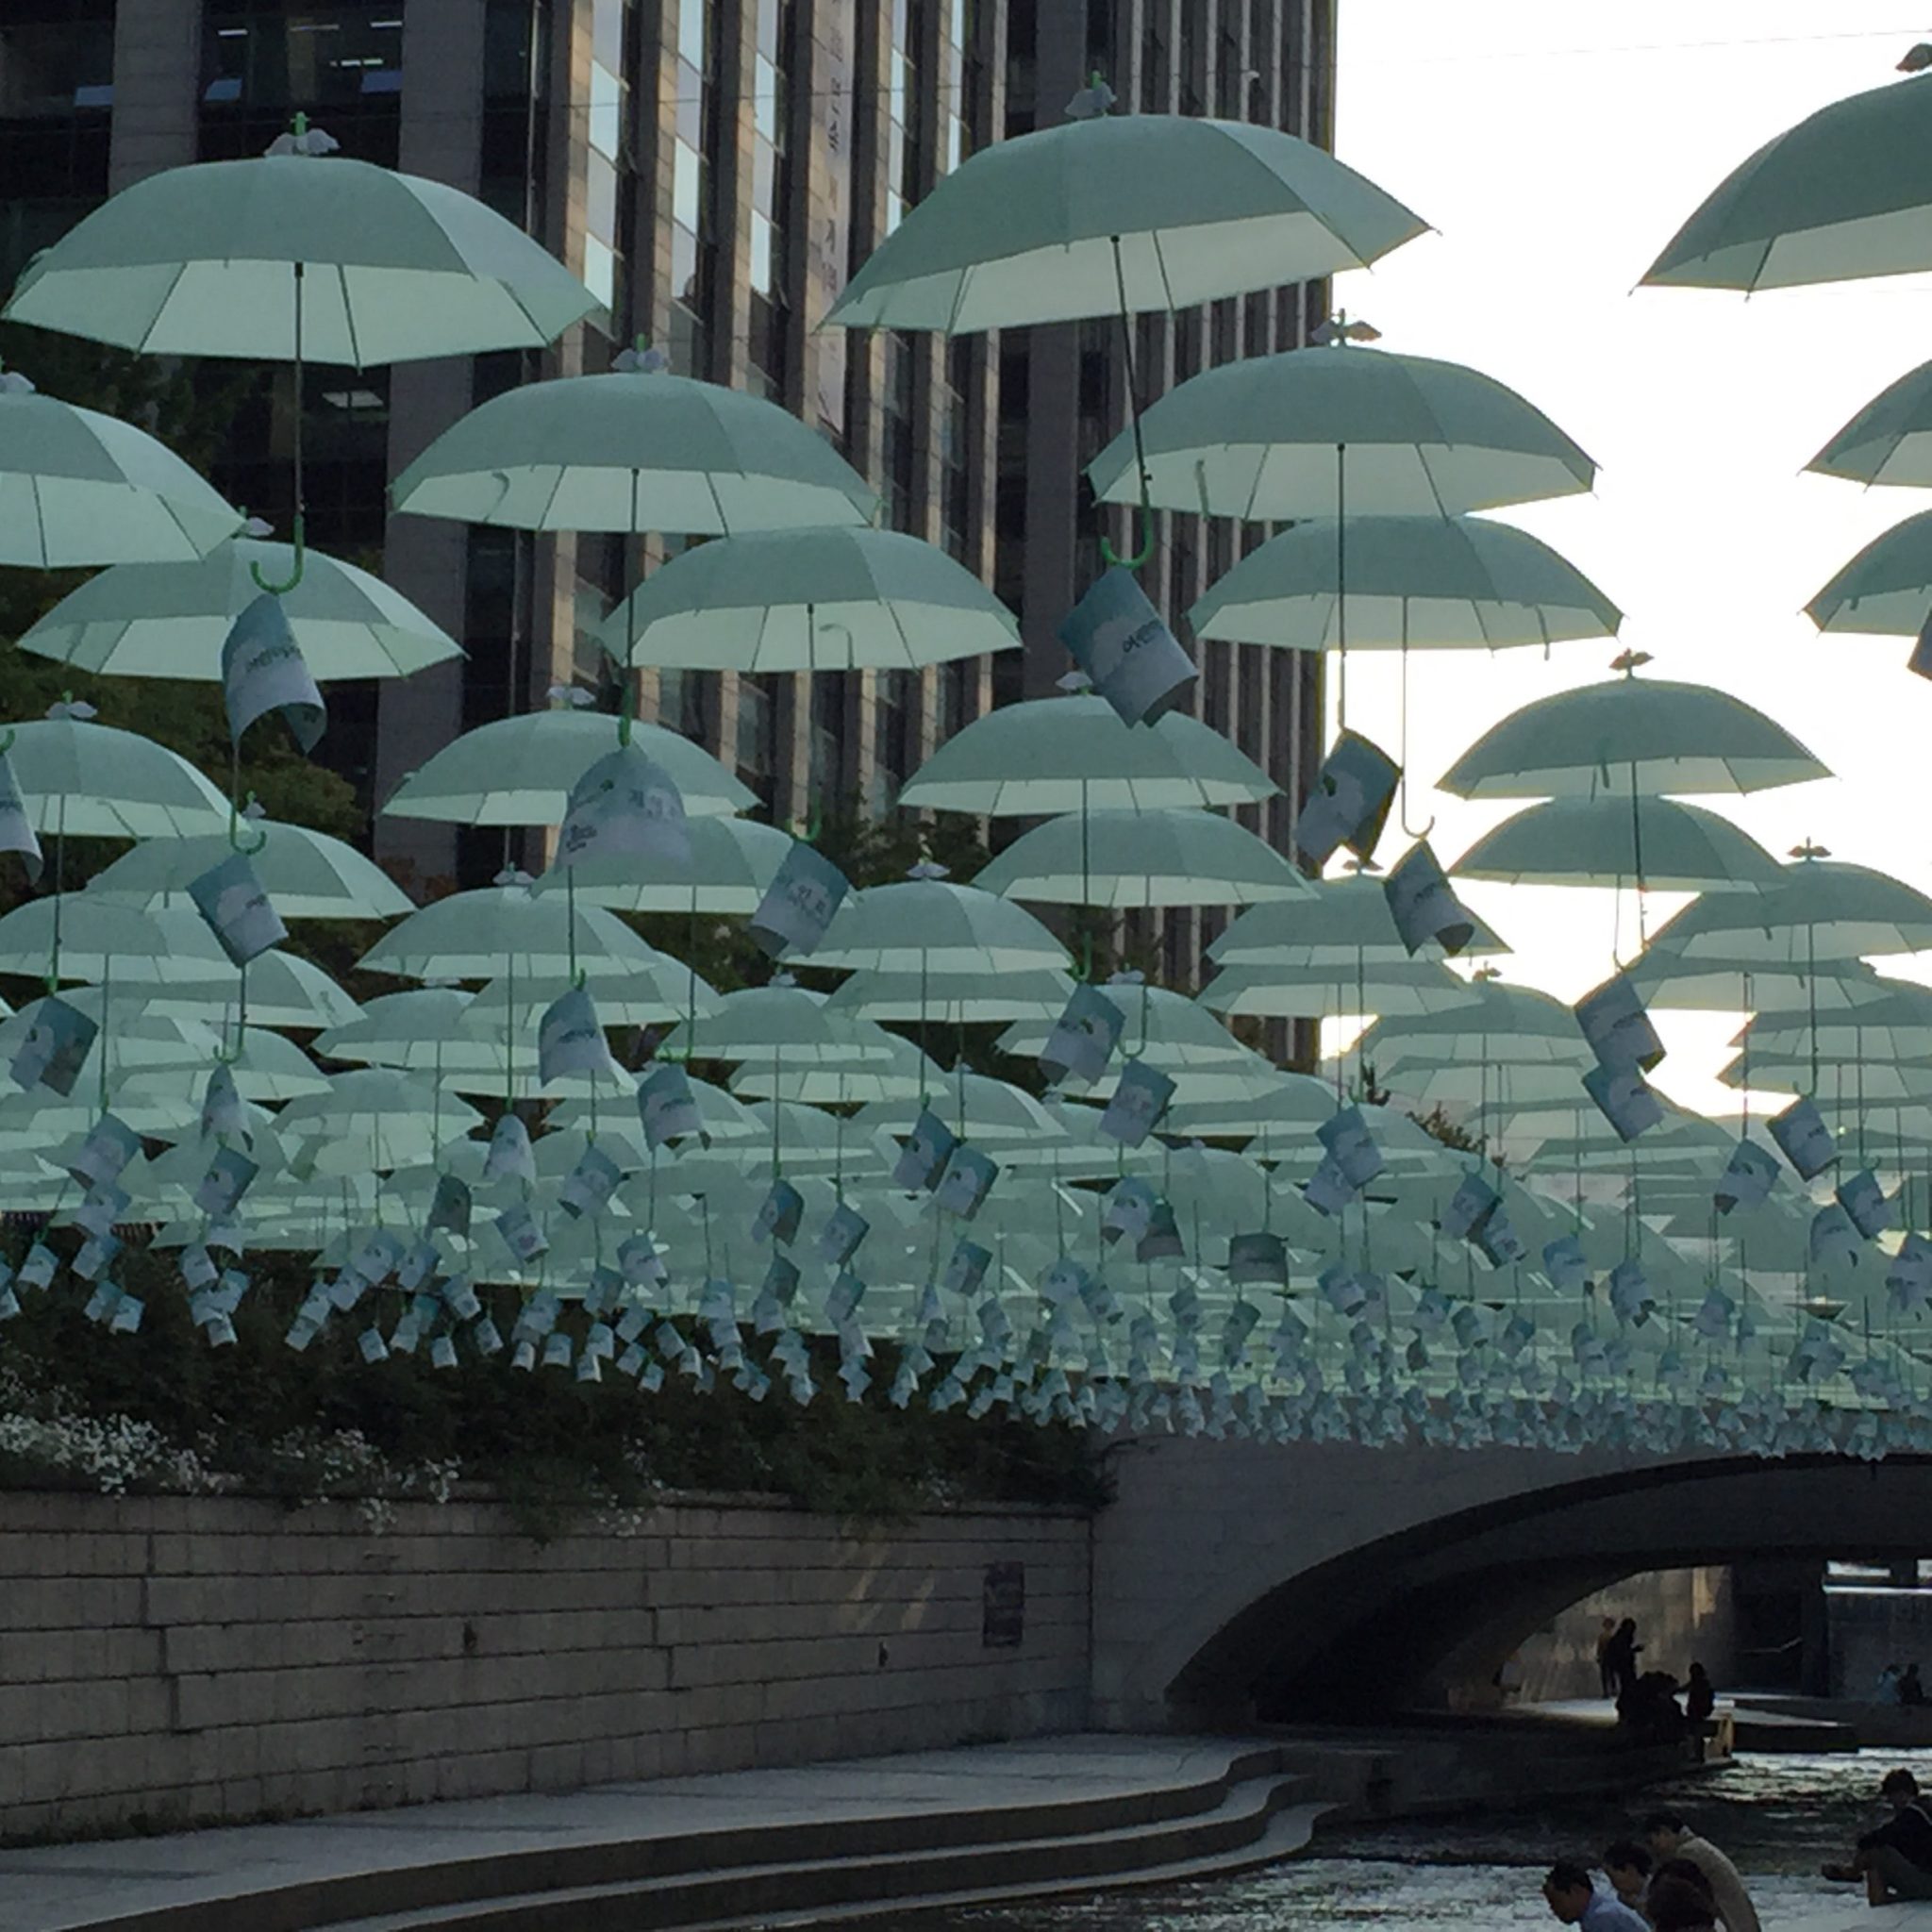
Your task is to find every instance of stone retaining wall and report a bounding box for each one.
[0,1491,1091,1842]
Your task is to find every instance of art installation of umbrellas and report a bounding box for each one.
[4,78,1932,1475]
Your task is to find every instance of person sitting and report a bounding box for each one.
[1901,1661,1926,1708]
[1648,1871,1719,1932]
[1876,1660,1903,1705]
[1824,1766,1932,1905]
[1643,1811,1760,1932]
[1602,1839,1653,1911]
[1683,1660,1716,1724]
[1542,1858,1648,1930]
[1617,1671,1686,1742]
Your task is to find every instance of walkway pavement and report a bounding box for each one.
[0,1734,1274,1932]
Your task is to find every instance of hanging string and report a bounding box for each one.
[1098,236,1154,571]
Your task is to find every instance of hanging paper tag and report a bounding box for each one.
[825,1269,866,1324]
[0,749,42,884]
[1039,983,1124,1087]
[1692,1286,1736,1341]
[755,1177,805,1246]
[1138,1200,1186,1260]
[538,982,617,1087]
[1058,567,1197,726]
[72,1186,126,1240]
[619,1233,666,1288]
[759,1252,800,1309]
[180,1243,219,1292]
[891,1108,958,1191]
[1382,841,1474,957]
[348,1229,402,1287]
[68,1113,139,1191]
[1581,1062,1662,1141]
[1889,1234,1932,1312]
[1607,1258,1652,1324]
[556,741,690,869]
[11,995,97,1096]
[1769,1095,1836,1179]
[495,1201,549,1262]
[1318,1261,1367,1317]
[1041,1257,1092,1306]
[1714,1137,1779,1213]
[1477,1209,1525,1266]
[1317,1106,1385,1188]
[1227,1230,1289,1288]
[1295,729,1401,866]
[189,851,287,967]
[425,1173,472,1238]
[637,1063,702,1147]
[1838,1168,1893,1240]
[397,1238,439,1295]
[200,1063,244,1142]
[747,840,851,959]
[1441,1172,1500,1241]
[481,1111,537,1186]
[1810,1202,1861,1270]
[1098,1059,1174,1146]
[74,1232,120,1283]
[558,1144,623,1220]
[1541,1232,1590,1293]
[1574,972,1665,1074]
[816,1202,870,1267]
[942,1238,992,1298]
[935,1144,999,1220]
[193,1146,258,1217]
[1102,1176,1158,1245]
[222,591,325,751]
[1302,1154,1355,1217]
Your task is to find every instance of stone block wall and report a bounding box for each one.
[0,1491,1091,1842]
[1511,1566,1737,1703]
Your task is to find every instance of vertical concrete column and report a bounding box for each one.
[371,0,489,888]
[108,0,199,189]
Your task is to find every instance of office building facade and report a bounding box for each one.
[1,0,1333,957]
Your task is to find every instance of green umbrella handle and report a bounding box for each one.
[250,510,306,594]
[1099,495,1154,571]
[228,791,270,855]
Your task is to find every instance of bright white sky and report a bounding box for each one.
[1326,3,1932,1116]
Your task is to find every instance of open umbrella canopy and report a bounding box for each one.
[1808,358,1932,488]
[1209,875,1511,968]
[827,965,1075,1024]
[1642,74,1932,292]
[1189,514,1622,651]
[532,813,788,914]
[88,820,412,921]
[657,985,895,1065]
[823,114,1425,333]
[468,955,716,1030]
[19,536,461,681]
[122,1026,331,1105]
[1198,957,1480,1020]
[0,897,228,983]
[1624,949,1890,1015]
[1807,509,1932,638]
[1739,983,1932,1063]
[148,948,360,1030]
[276,1071,484,1167]
[1437,674,1829,799]
[357,887,658,983]
[973,807,1311,908]
[380,707,755,824]
[856,1074,1063,1146]
[1447,795,1787,892]
[1163,1071,1339,1138]
[0,384,242,567]
[1639,858,1932,962]
[807,880,1072,974]
[1088,347,1596,520]
[597,526,1019,674]
[996,983,1253,1066]
[2,152,601,363]
[1356,980,1591,1065]
[0,715,232,840]
[897,694,1275,815]
[314,989,494,1074]
[391,372,876,534]
[730,1038,942,1106]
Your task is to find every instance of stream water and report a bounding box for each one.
[945,1750,1932,1931]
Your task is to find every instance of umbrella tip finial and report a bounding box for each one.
[1789,839,1830,861]
[1312,311,1381,348]
[1609,647,1652,676]
[1065,72,1116,119]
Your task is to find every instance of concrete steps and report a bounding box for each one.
[334,1766,1318,1932]
[66,1742,1317,1932]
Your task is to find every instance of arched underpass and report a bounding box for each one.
[1089,1435,1932,1728]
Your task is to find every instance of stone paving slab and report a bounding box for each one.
[0,1735,1272,1932]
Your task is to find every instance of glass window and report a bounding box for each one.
[673,139,702,232]
[583,233,615,309]
[677,0,707,75]
[749,211,774,295]
[588,59,621,160]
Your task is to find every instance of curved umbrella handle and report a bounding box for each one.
[250,510,306,594]
[1099,496,1154,572]
[228,791,270,855]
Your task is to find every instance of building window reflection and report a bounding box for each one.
[0,3,113,295]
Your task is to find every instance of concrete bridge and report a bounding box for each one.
[1090,1435,1932,1728]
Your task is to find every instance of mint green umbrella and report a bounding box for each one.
[0,715,231,838]
[1643,75,1932,291]
[0,380,241,566]
[1209,875,1510,968]
[380,704,755,825]
[1643,857,1932,964]
[598,525,1018,673]
[1447,795,1786,893]
[20,534,459,681]
[391,372,876,535]
[808,880,1071,974]
[824,115,1424,333]
[88,819,411,921]
[1438,672,1828,799]
[897,694,1275,815]
[149,948,360,1030]
[973,806,1310,908]
[3,152,599,364]
[1807,510,1932,639]
[532,813,788,912]
[826,966,1074,1025]
[1198,958,1479,1020]
[1088,347,1595,520]
[1808,358,1932,487]
[1191,515,1621,652]
[358,886,658,984]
